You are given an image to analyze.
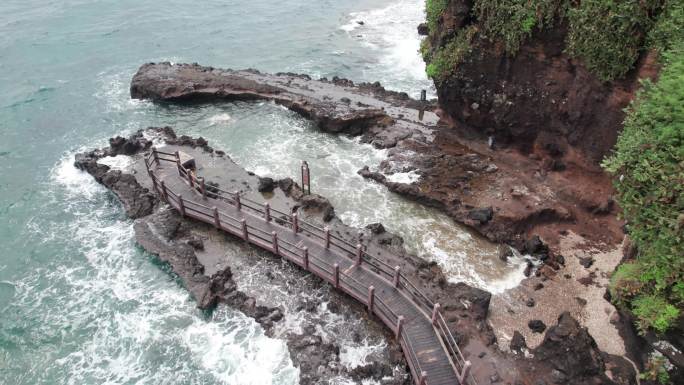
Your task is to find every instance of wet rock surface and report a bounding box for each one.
[129,62,624,264]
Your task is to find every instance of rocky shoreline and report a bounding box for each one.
[74,125,634,385]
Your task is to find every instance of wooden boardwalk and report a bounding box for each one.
[144,148,474,385]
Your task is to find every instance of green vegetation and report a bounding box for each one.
[426,0,450,32]
[425,26,477,83]
[566,0,658,81]
[647,1,684,54]
[423,0,678,81]
[603,47,684,334]
[642,355,672,384]
[473,0,567,53]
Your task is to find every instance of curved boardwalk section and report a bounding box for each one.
[144,148,473,385]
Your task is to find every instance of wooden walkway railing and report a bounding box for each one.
[143,148,474,385]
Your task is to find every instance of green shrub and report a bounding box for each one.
[647,1,684,54]
[566,0,659,81]
[632,295,681,334]
[426,0,450,32]
[425,26,477,83]
[474,0,567,53]
[603,47,684,333]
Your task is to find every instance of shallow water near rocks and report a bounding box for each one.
[0,1,524,383]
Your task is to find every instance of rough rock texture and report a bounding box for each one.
[425,1,659,164]
[131,62,436,149]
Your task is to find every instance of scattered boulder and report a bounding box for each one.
[533,312,607,381]
[468,207,494,224]
[510,331,527,353]
[417,23,429,35]
[365,222,386,234]
[529,320,547,333]
[257,176,275,193]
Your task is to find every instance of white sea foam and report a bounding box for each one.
[341,0,434,98]
[384,170,421,184]
[28,153,300,385]
[97,154,134,171]
[206,113,233,125]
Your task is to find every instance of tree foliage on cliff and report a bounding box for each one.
[424,0,680,81]
[603,47,684,334]
[474,0,567,53]
[566,0,660,81]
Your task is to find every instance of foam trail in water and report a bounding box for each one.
[8,153,300,385]
[341,0,434,98]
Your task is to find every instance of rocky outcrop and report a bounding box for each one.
[424,1,657,164]
[130,62,436,149]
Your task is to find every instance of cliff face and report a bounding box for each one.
[424,0,656,164]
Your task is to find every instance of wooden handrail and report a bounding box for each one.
[146,149,473,385]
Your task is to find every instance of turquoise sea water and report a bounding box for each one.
[0,1,526,384]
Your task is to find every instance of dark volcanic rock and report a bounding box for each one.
[468,206,493,224]
[257,176,275,193]
[528,320,547,333]
[417,23,429,35]
[533,312,609,382]
[510,331,527,353]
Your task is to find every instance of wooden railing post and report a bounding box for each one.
[213,207,220,229]
[419,371,428,385]
[178,194,186,217]
[458,361,472,384]
[272,232,279,255]
[235,193,241,210]
[395,316,404,339]
[367,286,375,313]
[432,303,441,325]
[201,178,207,199]
[355,244,363,267]
[333,263,339,288]
[264,203,271,222]
[292,213,299,234]
[241,219,248,240]
[324,226,331,249]
[160,181,168,202]
[302,247,309,270]
[152,147,159,165]
[187,170,194,189]
[175,151,182,176]
[150,171,158,193]
[394,266,401,288]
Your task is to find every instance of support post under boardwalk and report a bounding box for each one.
[201,178,207,199]
[272,232,279,255]
[302,247,309,270]
[395,316,404,339]
[175,151,182,175]
[213,207,220,229]
[178,195,186,217]
[458,361,472,384]
[324,226,330,249]
[241,219,248,240]
[333,263,339,288]
[187,170,194,189]
[355,244,363,267]
[264,203,271,222]
[160,181,168,202]
[432,303,441,325]
[150,171,158,193]
[393,266,401,288]
[367,286,375,313]
[292,213,299,234]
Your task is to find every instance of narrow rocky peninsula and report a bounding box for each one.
[75,126,634,385]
